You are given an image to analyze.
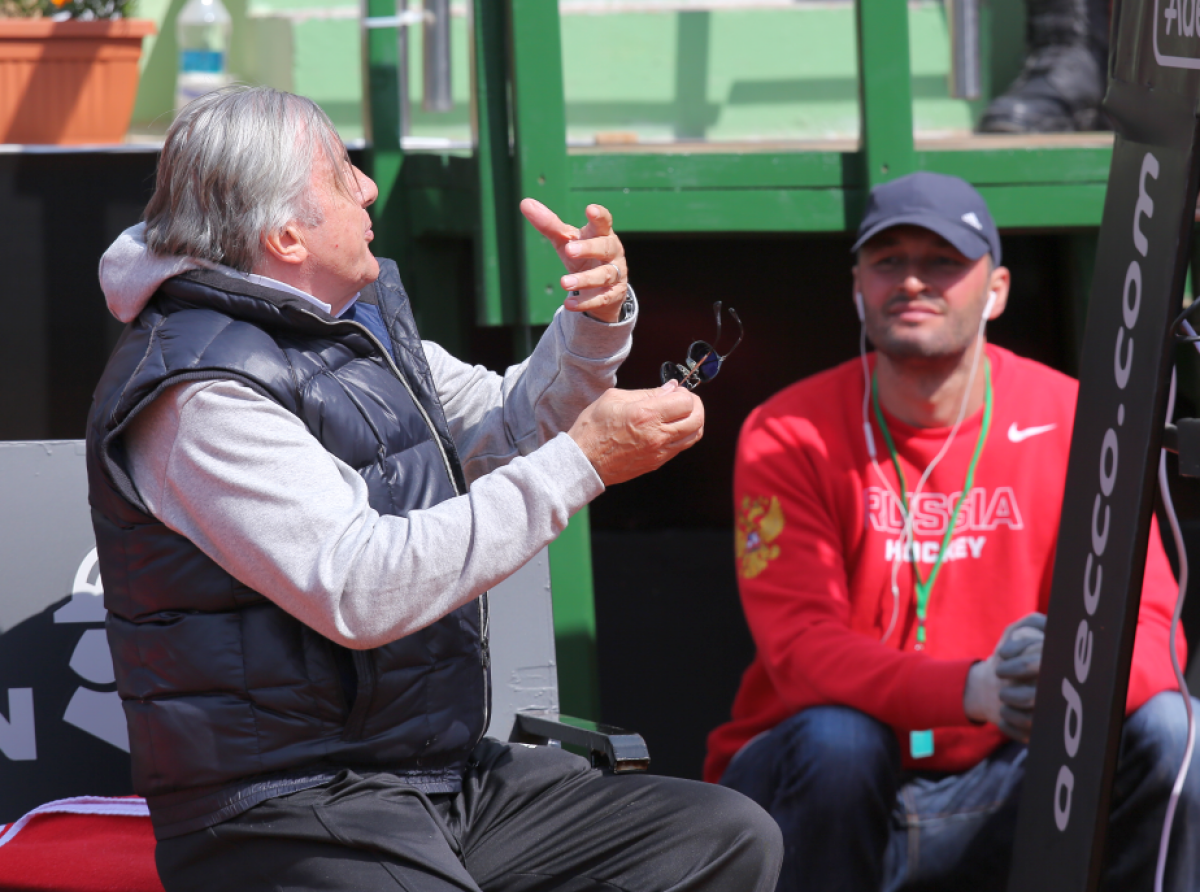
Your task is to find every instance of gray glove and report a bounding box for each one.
[963,613,1046,743]
[994,613,1046,741]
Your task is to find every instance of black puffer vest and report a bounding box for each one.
[86,262,489,838]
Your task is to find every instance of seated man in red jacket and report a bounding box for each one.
[705,171,1200,892]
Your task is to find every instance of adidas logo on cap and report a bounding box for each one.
[961,212,983,230]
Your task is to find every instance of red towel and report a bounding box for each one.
[0,797,162,892]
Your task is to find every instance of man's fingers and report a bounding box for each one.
[999,705,1034,736]
[565,235,623,263]
[564,287,626,318]
[579,203,613,239]
[645,389,702,425]
[996,640,1042,680]
[562,260,623,293]
[519,198,580,246]
[999,682,1037,711]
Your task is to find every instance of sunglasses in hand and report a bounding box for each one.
[660,301,744,390]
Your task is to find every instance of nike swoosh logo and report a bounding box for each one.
[1007,422,1057,443]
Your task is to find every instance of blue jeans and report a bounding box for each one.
[720,693,1200,892]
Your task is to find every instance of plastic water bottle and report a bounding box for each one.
[175,0,232,111]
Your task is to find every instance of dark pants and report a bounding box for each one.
[720,692,1200,892]
[156,738,783,892]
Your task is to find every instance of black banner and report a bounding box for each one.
[1008,2,1200,889]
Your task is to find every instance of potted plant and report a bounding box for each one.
[0,0,155,145]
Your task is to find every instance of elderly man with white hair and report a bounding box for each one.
[88,86,782,892]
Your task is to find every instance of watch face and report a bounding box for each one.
[620,290,635,321]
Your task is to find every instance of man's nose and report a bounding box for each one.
[900,273,927,297]
[353,166,379,207]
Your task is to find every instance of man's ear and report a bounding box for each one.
[260,222,308,267]
[986,265,1011,320]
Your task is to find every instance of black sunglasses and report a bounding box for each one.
[660,302,744,390]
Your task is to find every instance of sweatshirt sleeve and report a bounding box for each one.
[1127,514,1188,714]
[425,294,636,484]
[123,378,604,650]
[735,407,974,733]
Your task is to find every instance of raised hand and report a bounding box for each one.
[520,199,628,324]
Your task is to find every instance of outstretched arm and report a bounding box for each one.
[433,201,641,483]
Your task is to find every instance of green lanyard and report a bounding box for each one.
[871,363,993,651]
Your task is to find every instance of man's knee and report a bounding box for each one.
[689,782,784,891]
[1122,692,1200,804]
[723,705,899,812]
[780,706,898,792]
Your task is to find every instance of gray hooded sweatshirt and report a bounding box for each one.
[97,224,631,650]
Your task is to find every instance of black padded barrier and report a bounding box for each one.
[1008,2,1200,889]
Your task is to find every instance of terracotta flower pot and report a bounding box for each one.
[0,19,156,145]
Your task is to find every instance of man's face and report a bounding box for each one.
[302,154,381,307]
[853,225,998,363]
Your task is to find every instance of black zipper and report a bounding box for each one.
[295,307,492,743]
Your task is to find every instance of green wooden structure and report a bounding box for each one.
[360,0,1115,718]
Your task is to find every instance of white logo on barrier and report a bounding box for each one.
[1154,0,1200,68]
[52,549,128,754]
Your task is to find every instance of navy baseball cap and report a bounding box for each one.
[851,172,1002,266]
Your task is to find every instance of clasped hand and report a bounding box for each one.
[963,612,1046,743]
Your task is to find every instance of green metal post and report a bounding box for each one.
[548,507,600,720]
[470,0,519,326]
[364,0,466,354]
[508,0,571,326]
[508,0,599,720]
[856,0,915,189]
[362,0,406,264]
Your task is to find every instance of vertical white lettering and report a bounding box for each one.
[1075,619,1094,684]
[1133,153,1159,257]
[1123,261,1142,329]
[1055,765,1075,832]
[1115,328,1134,390]
[1092,495,1110,556]
[1062,677,1084,758]
[1099,429,1119,497]
[1084,553,1102,615]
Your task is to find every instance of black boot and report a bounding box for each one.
[979,0,1110,133]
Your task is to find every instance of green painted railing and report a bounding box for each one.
[364,0,1114,719]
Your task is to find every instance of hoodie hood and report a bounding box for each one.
[99,223,218,323]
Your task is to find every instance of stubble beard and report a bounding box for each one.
[866,297,985,373]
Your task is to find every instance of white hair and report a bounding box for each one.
[144,86,353,272]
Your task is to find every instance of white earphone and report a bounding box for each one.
[859,282,998,645]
